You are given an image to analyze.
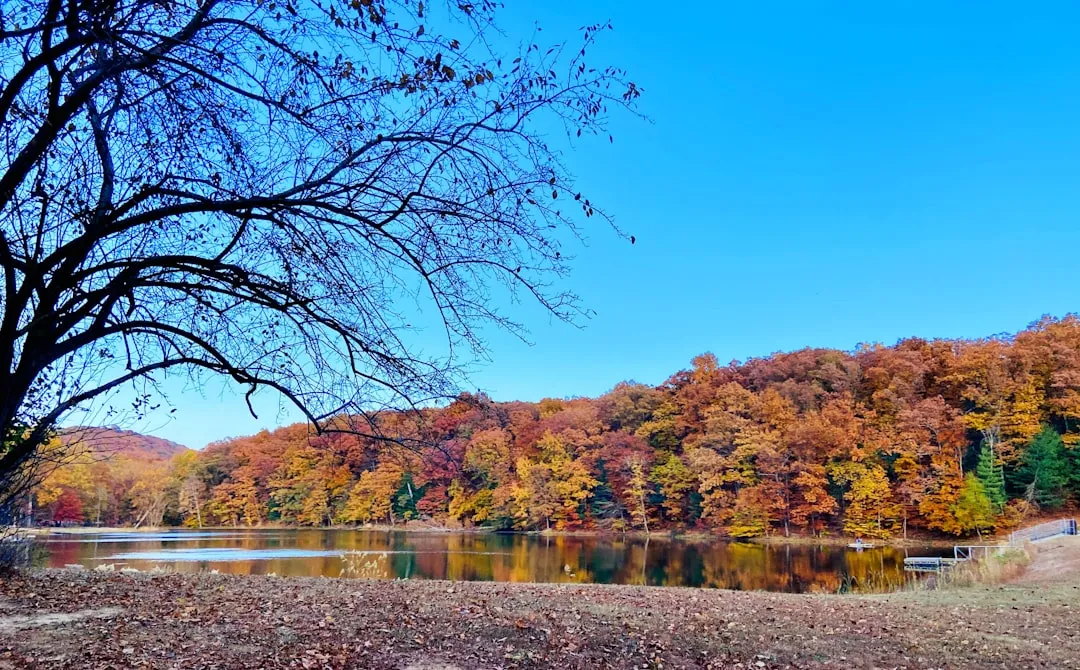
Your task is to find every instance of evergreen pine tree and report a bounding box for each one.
[588,462,623,526]
[393,473,419,521]
[1017,426,1068,509]
[975,441,1007,513]
[1069,444,1080,501]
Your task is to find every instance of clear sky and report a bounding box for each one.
[91,1,1080,448]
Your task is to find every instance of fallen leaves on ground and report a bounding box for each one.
[0,567,1075,669]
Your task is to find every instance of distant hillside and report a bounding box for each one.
[59,426,190,461]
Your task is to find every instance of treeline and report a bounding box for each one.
[35,316,1080,538]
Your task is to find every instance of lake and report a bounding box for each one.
[36,529,950,593]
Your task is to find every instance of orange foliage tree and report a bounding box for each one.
[36,316,1080,538]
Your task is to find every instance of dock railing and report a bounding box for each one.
[1008,518,1078,545]
[904,518,1076,572]
[954,545,1008,561]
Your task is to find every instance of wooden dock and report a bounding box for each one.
[903,556,960,572]
[903,545,1008,571]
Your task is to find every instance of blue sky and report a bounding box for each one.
[96,1,1080,448]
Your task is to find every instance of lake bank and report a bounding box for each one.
[1,537,1076,668]
[746,533,961,549]
[25,524,977,549]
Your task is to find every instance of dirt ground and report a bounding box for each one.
[1012,535,1080,584]
[0,539,1077,669]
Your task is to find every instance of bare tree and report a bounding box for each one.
[0,0,640,508]
[178,475,204,528]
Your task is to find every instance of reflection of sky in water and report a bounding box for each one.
[100,548,514,561]
[42,532,269,543]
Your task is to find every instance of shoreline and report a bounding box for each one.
[24,524,985,548]
[0,538,1075,668]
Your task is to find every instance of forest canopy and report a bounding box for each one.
[35,315,1080,538]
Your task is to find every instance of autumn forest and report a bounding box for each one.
[35,316,1080,540]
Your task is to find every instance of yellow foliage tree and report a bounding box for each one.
[623,457,651,532]
[837,463,900,539]
[510,432,596,530]
[1000,376,1044,460]
[649,452,696,523]
[511,455,556,529]
[208,475,261,526]
[127,462,169,527]
[727,486,772,538]
[340,463,402,525]
[35,451,94,509]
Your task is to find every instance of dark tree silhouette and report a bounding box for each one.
[0,0,639,510]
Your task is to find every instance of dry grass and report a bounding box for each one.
[1014,535,1080,584]
[921,546,1033,590]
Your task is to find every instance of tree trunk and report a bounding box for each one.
[133,507,150,529]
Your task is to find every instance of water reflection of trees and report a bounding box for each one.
[45,531,922,593]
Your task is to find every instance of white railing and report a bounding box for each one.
[1009,518,1077,545]
[954,545,1008,561]
[906,519,1075,572]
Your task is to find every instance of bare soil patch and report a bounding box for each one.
[0,607,121,633]
[1014,535,1080,584]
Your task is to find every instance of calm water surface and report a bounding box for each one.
[37,529,950,593]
